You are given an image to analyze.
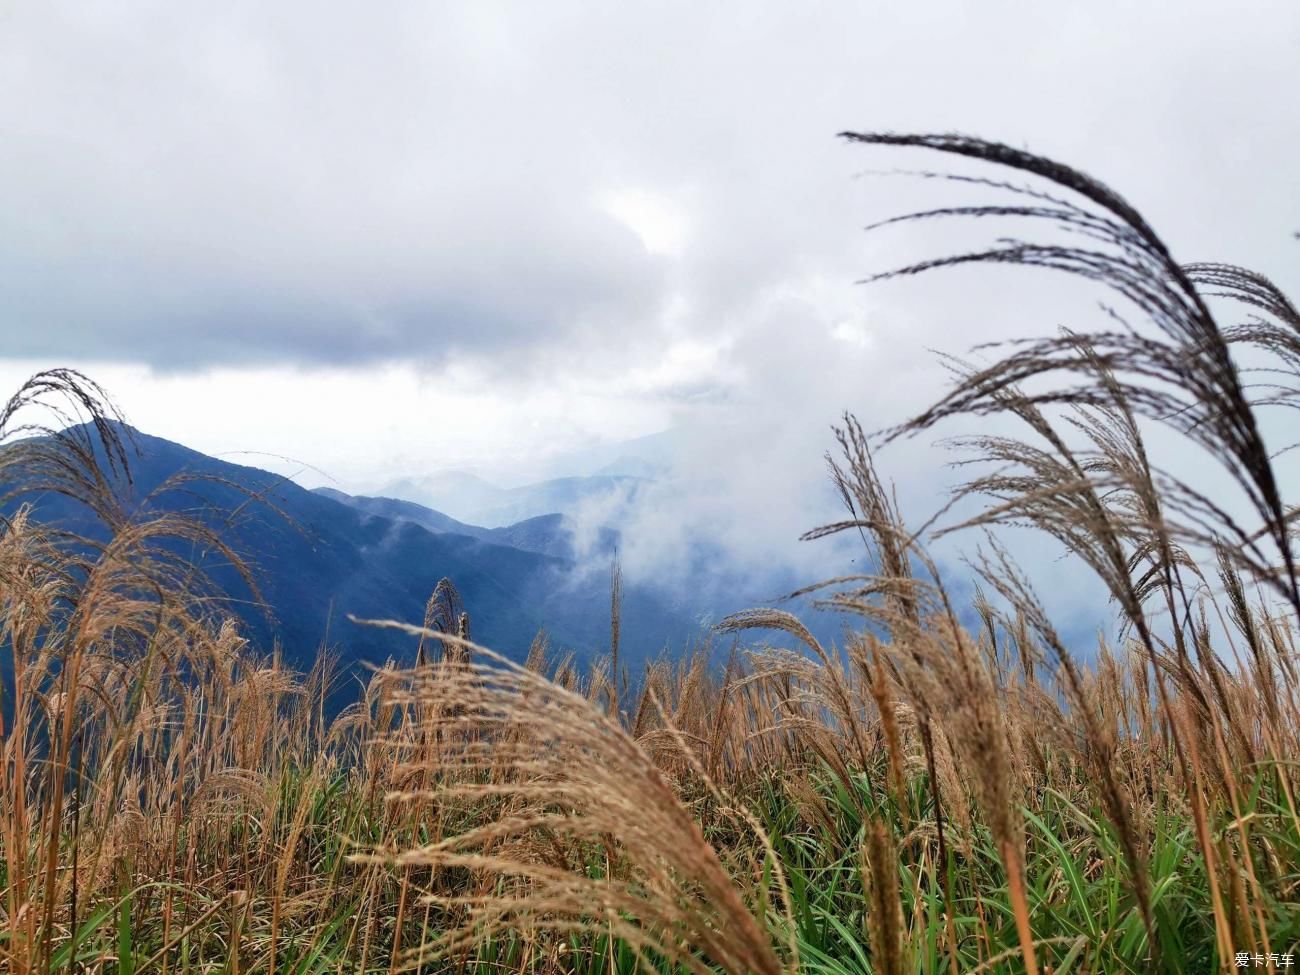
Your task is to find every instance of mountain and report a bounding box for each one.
[314,488,619,562]
[379,471,502,522]
[591,455,663,479]
[377,471,644,527]
[5,424,701,700]
[309,488,608,564]
[312,486,487,539]
[317,485,856,658]
[541,429,679,481]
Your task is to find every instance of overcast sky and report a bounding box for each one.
[3,1,1298,616]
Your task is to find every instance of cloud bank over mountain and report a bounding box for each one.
[3,1,1296,643]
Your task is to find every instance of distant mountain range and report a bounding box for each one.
[5,424,702,700]
[311,487,619,562]
[377,470,645,528]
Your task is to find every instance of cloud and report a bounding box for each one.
[599,188,693,259]
[6,1,1295,375]
[3,0,1298,645]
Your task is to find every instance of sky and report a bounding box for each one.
[3,1,1299,625]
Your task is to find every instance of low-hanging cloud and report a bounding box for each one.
[3,1,1298,650]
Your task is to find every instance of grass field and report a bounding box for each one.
[2,136,1298,973]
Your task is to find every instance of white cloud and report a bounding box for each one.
[599,188,692,259]
[2,0,1298,637]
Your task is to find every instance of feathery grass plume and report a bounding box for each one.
[974,541,1157,943]
[0,369,134,529]
[797,413,967,969]
[523,628,550,674]
[863,818,907,975]
[610,553,623,717]
[859,635,909,819]
[718,608,874,780]
[631,649,730,787]
[896,369,1177,948]
[840,131,1300,621]
[0,370,328,975]
[349,618,789,975]
[417,577,467,666]
[838,132,1300,961]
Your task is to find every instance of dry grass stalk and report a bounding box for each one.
[348,619,788,975]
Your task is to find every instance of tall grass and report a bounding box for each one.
[1,137,1297,973]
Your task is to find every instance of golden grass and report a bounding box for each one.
[1,398,1294,972]
[2,136,1299,973]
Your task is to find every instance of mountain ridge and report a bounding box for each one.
[4,422,700,698]
[376,469,645,527]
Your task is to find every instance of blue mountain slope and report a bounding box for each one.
[379,471,644,527]
[312,486,482,537]
[5,425,700,685]
[312,488,619,562]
